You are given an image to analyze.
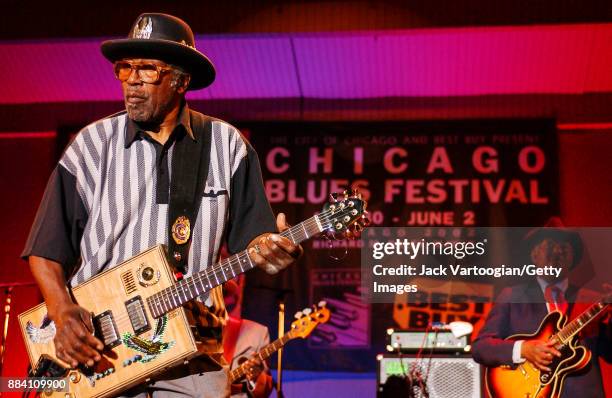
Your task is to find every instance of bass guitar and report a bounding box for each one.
[229,303,331,383]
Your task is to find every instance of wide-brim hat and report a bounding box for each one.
[522,217,583,269]
[100,13,215,90]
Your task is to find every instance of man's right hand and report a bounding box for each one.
[29,256,104,368]
[48,301,104,368]
[520,339,562,371]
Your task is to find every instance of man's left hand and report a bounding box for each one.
[249,213,303,274]
[243,356,273,398]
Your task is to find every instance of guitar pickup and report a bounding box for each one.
[93,311,121,348]
[125,296,151,335]
[32,354,68,378]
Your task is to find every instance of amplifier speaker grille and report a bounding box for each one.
[377,355,482,398]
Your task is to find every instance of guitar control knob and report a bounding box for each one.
[142,266,155,281]
[69,371,80,383]
[138,263,161,286]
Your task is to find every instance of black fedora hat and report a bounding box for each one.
[522,217,583,269]
[101,13,215,90]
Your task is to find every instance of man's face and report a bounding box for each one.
[530,238,574,280]
[119,58,182,123]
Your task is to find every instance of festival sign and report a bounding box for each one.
[241,119,558,371]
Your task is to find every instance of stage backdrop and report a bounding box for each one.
[241,119,559,372]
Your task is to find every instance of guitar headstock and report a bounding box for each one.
[320,189,369,239]
[290,302,331,339]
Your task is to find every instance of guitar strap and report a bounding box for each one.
[167,110,212,273]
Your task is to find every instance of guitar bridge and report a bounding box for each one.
[93,311,120,348]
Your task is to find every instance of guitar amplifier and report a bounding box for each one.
[387,328,470,353]
[377,354,482,398]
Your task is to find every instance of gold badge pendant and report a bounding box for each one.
[172,216,191,245]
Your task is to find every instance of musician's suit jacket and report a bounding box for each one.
[472,282,611,398]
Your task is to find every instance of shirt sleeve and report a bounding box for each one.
[21,164,88,277]
[512,340,526,363]
[471,288,517,367]
[225,143,276,254]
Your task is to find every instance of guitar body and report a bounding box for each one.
[19,245,199,398]
[485,311,591,398]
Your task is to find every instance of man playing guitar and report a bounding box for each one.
[21,13,301,398]
[472,218,611,398]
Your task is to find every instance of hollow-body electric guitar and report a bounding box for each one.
[229,303,331,383]
[19,192,367,398]
[485,295,610,398]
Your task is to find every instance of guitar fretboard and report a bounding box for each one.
[229,330,296,382]
[556,301,608,343]
[147,214,324,319]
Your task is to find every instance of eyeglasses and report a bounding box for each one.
[113,61,173,84]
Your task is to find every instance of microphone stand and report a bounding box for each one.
[276,302,285,398]
[0,282,37,377]
[0,287,12,378]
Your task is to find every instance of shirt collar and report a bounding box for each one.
[537,276,569,294]
[124,102,194,148]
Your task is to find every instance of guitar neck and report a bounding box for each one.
[147,215,323,318]
[229,330,296,383]
[556,301,609,343]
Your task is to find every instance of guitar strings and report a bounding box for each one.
[102,213,339,328]
[151,206,362,311]
[147,206,359,314]
[106,205,362,326]
[134,209,339,320]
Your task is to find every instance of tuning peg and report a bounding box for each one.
[362,215,371,226]
[329,193,338,203]
[318,300,327,308]
[294,311,303,319]
[302,308,312,316]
